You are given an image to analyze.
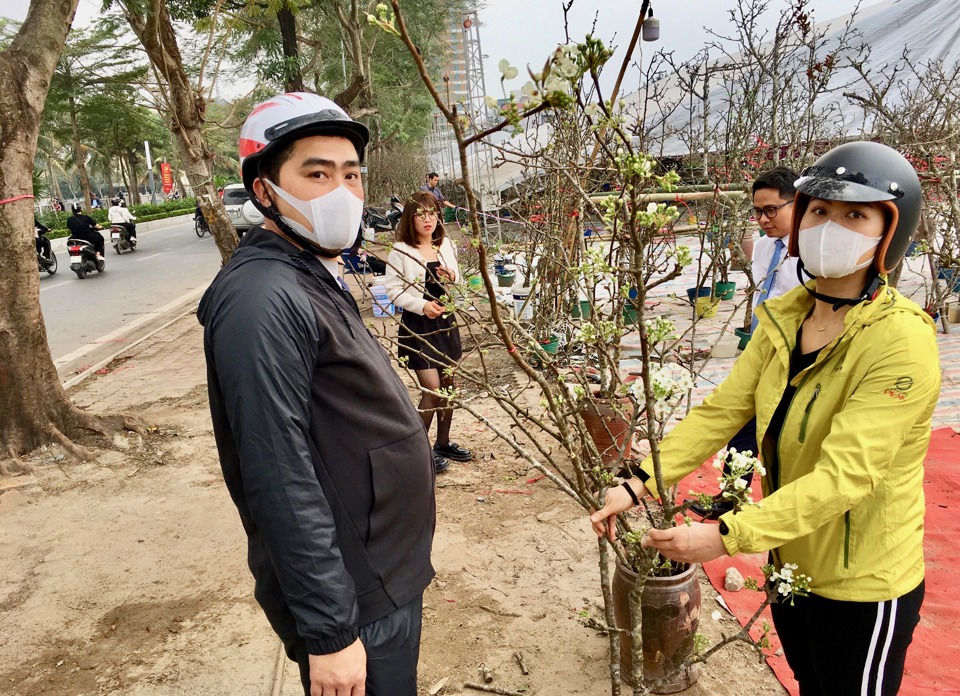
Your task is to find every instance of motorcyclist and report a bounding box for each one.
[108,197,137,246]
[34,217,52,260]
[66,202,105,259]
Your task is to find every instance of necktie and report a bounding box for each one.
[337,276,350,292]
[751,238,785,333]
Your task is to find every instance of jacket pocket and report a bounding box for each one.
[366,430,435,576]
[798,384,821,443]
[843,510,851,569]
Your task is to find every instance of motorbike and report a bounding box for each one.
[36,228,57,275]
[66,238,105,279]
[363,207,392,233]
[110,224,137,254]
[387,195,403,229]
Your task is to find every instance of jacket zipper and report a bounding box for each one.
[798,384,821,443]
[843,510,851,568]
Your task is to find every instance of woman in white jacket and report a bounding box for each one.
[384,191,470,473]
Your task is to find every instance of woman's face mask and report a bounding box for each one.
[798,220,882,278]
[266,179,363,252]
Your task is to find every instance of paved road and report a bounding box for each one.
[39,217,223,379]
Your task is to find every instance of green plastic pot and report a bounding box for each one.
[715,281,736,300]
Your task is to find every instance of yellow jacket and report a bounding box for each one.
[640,281,940,601]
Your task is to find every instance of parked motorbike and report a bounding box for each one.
[110,224,136,254]
[36,228,57,275]
[363,207,393,233]
[66,238,105,279]
[387,195,403,229]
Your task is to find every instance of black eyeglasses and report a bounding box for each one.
[414,209,438,221]
[752,201,793,220]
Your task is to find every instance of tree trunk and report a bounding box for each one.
[0,0,140,459]
[66,81,94,209]
[277,1,304,92]
[123,0,237,264]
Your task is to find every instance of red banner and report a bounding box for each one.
[160,161,174,194]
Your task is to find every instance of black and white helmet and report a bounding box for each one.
[790,141,922,275]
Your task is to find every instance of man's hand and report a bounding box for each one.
[423,301,446,319]
[642,522,727,564]
[589,480,647,542]
[309,638,366,695]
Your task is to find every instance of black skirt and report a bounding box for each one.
[398,311,462,371]
[397,261,462,371]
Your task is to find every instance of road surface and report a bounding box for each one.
[39,217,223,380]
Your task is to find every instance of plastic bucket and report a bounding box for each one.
[513,286,533,320]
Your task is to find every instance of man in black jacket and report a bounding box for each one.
[198,93,436,696]
[66,203,105,258]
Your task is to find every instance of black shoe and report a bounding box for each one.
[434,442,472,462]
[688,497,734,521]
[434,454,450,474]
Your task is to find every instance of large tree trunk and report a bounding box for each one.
[277,1,304,92]
[123,0,237,264]
[0,0,140,459]
[67,89,94,209]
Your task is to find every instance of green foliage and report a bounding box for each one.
[40,200,197,238]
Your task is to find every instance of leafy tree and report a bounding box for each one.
[41,24,149,209]
[0,0,143,460]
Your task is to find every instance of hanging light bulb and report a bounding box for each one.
[642,5,660,42]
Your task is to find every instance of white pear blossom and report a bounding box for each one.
[498,59,519,80]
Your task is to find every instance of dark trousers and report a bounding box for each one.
[723,417,758,485]
[294,593,423,696]
[36,236,52,259]
[771,581,924,696]
[118,221,137,239]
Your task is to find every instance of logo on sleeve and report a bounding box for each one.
[883,376,913,401]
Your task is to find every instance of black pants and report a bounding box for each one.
[722,417,758,485]
[36,236,52,259]
[771,581,924,696]
[294,593,423,696]
[118,221,136,239]
[75,231,105,256]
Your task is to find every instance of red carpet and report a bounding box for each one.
[679,427,960,694]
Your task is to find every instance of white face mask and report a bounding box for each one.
[798,220,881,278]
[266,180,363,252]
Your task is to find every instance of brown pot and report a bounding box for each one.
[612,559,701,693]
[579,394,634,467]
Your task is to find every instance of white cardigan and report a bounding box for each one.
[384,237,460,316]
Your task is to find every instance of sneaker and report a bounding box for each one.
[434,442,472,462]
[688,496,734,521]
[434,454,451,474]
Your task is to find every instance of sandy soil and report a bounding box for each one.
[0,303,787,696]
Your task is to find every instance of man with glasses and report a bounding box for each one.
[691,165,801,520]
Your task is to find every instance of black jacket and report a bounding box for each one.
[197,227,435,655]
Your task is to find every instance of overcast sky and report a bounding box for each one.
[4,0,870,99]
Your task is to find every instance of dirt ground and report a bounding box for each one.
[0,305,787,696]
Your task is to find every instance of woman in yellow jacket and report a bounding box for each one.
[591,142,940,696]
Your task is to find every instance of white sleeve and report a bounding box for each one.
[384,246,428,315]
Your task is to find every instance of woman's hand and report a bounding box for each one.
[436,265,456,283]
[423,301,446,319]
[642,522,727,564]
[589,480,647,542]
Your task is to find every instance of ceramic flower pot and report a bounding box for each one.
[579,393,634,467]
[612,559,702,692]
